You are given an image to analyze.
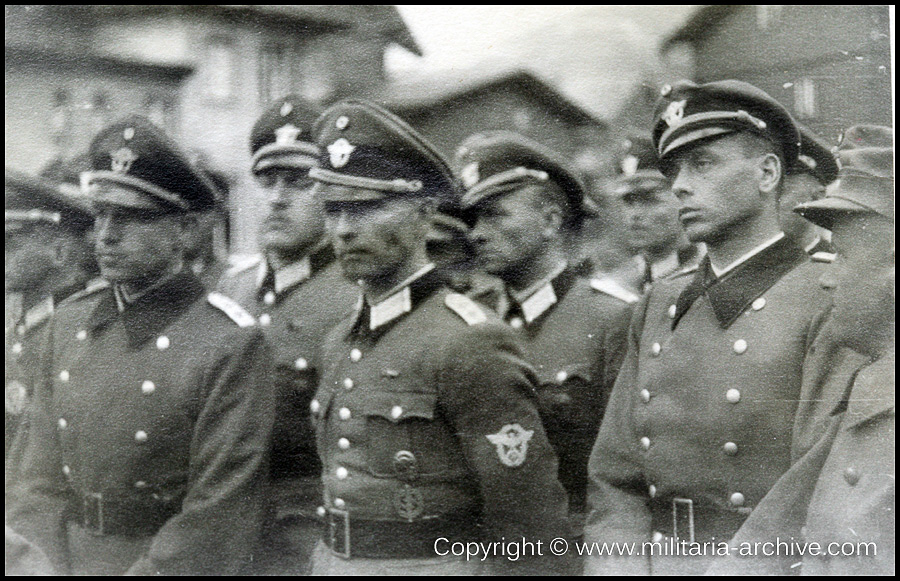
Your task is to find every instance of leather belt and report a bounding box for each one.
[650,497,750,544]
[67,491,180,537]
[322,507,478,559]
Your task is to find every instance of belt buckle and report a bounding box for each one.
[83,492,104,536]
[327,507,351,559]
[672,497,695,544]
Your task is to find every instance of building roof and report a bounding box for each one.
[661,5,739,50]
[375,67,606,127]
[83,5,422,55]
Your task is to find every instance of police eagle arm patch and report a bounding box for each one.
[444,292,488,325]
[207,292,256,327]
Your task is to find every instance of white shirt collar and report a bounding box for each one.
[649,251,681,281]
[710,232,786,278]
[804,235,822,254]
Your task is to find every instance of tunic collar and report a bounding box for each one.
[350,264,442,334]
[91,270,205,347]
[508,260,570,325]
[709,232,785,278]
[673,235,807,330]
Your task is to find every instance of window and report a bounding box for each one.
[793,78,817,119]
[205,37,235,101]
[259,42,292,104]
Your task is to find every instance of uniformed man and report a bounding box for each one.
[216,95,359,575]
[5,169,95,461]
[455,130,632,538]
[584,80,833,575]
[6,116,277,575]
[611,133,704,292]
[307,100,570,575]
[709,125,894,575]
[778,125,840,259]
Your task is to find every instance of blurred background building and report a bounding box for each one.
[5,5,893,254]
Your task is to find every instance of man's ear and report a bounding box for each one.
[758,152,782,196]
[541,203,564,239]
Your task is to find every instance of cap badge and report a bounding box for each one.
[335,115,349,130]
[110,147,137,173]
[486,423,534,468]
[662,100,687,128]
[327,138,356,168]
[274,123,302,145]
[621,155,639,177]
[123,127,135,140]
[461,162,480,188]
[280,102,293,117]
[660,84,672,97]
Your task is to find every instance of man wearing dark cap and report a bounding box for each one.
[455,131,632,543]
[609,133,703,292]
[584,80,833,575]
[307,100,570,574]
[778,125,840,259]
[5,169,96,462]
[709,125,894,576]
[216,95,358,574]
[6,116,277,575]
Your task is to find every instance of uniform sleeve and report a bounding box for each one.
[126,329,277,575]
[6,321,72,574]
[435,323,572,574]
[583,295,653,576]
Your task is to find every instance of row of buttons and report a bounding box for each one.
[650,339,749,357]
[647,484,746,507]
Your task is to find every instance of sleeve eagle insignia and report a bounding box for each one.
[486,423,534,467]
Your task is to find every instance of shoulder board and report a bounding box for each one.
[589,278,641,304]
[225,253,262,277]
[207,292,257,327]
[810,251,835,264]
[444,292,488,326]
[58,279,110,306]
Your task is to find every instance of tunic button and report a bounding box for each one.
[11,343,22,355]
[751,297,766,311]
[338,408,351,421]
[317,506,327,518]
[338,438,351,450]
[76,330,88,341]
[141,380,155,395]
[259,314,272,327]
[62,465,71,476]
[648,484,657,498]
[335,466,348,480]
[640,389,651,403]
[134,481,148,489]
[16,325,25,336]
[725,388,741,404]
[733,339,748,354]
[391,406,403,419]
[668,304,677,319]
[294,357,308,370]
[729,492,745,507]
[135,430,148,443]
[59,370,70,382]
[334,498,346,509]
[640,436,651,450]
[723,441,738,455]
[843,467,860,486]
[58,418,68,429]
[651,342,662,356]
[556,370,568,382]
[350,349,362,362]
[342,378,354,390]
[263,291,276,305]
[652,531,665,542]
[156,336,170,350]
[310,399,321,414]
[510,317,524,329]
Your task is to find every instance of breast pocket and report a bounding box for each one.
[364,390,463,480]
[536,362,602,433]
